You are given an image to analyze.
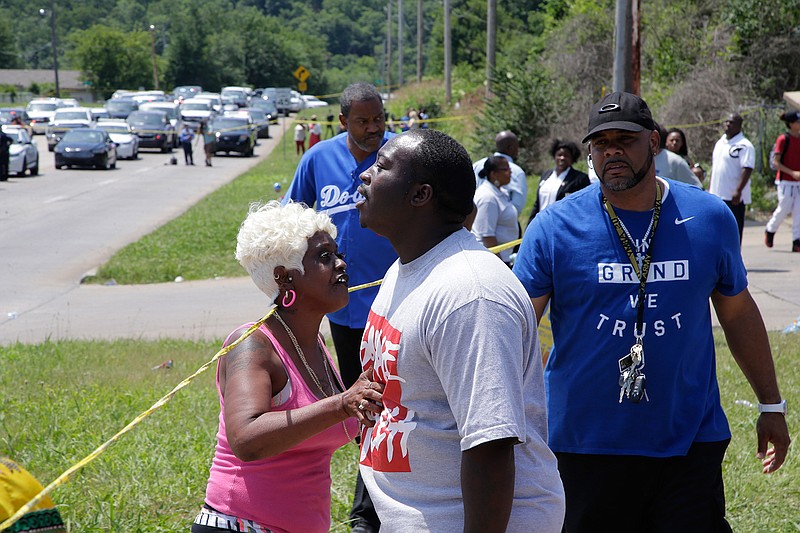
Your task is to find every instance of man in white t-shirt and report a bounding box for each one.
[355,129,565,532]
[709,113,755,242]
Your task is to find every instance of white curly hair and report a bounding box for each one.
[235,201,337,302]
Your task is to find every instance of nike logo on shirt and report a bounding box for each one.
[674,216,695,225]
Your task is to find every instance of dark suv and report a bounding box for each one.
[209,116,256,157]
[126,110,175,152]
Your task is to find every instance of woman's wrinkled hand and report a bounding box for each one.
[341,368,384,427]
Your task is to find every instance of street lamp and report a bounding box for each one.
[38,0,60,98]
[149,25,159,90]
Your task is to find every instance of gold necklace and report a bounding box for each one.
[273,312,353,442]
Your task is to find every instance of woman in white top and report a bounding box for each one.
[527,139,591,226]
[472,155,519,265]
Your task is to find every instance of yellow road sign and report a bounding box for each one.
[298,81,308,92]
[293,66,310,82]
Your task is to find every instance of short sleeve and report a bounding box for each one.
[283,156,317,207]
[471,194,500,238]
[714,204,749,296]
[513,214,554,298]
[428,300,528,451]
[740,141,756,169]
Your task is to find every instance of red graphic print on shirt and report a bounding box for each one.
[359,311,416,472]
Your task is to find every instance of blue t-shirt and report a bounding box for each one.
[513,179,747,457]
[283,132,398,328]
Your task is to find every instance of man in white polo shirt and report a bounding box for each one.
[709,113,755,243]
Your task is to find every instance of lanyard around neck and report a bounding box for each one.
[603,183,663,340]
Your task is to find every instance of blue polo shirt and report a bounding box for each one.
[283,132,398,328]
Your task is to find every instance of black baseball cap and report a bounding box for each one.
[582,92,656,144]
[781,110,800,124]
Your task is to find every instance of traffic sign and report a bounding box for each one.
[293,66,310,82]
[298,81,308,92]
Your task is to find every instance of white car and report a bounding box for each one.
[195,93,224,113]
[180,98,216,127]
[2,125,39,177]
[94,120,139,160]
[26,98,63,134]
[46,107,95,151]
[301,95,329,108]
[288,90,305,113]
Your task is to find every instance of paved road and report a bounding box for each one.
[1,137,799,345]
[0,119,295,345]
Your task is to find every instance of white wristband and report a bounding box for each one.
[757,400,787,415]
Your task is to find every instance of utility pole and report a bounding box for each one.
[149,25,160,91]
[386,1,392,100]
[38,0,59,97]
[398,0,403,87]
[416,0,423,83]
[486,0,496,97]
[444,0,451,104]
[612,0,640,94]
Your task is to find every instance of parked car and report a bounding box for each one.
[54,128,117,170]
[2,125,39,177]
[195,93,224,113]
[90,107,110,120]
[46,107,95,151]
[126,110,175,152]
[221,86,252,108]
[139,101,183,133]
[106,98,139,119]
[288,90,305,113]
[26,98,63,134]
[131,90,167,105]
[180,98,216,128]
[209,115,256,157]
[0,108,33,136]
[301,95,329,109]
[94,120,139,160]
[249,97,279,124]
[173,85,202,103]
[228,108,269,138]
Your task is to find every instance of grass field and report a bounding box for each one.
[3,113,798,532]
[1,331,797,531]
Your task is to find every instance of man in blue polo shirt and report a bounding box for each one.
[513,92,790,532]
[283,82,395,533]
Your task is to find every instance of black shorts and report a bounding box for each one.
[556,440,732,533]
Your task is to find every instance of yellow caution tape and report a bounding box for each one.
[0,306,277,532]
[668,107,761,130]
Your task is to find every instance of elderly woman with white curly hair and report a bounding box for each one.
[192,201,384,533]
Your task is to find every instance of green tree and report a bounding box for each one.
[473,65,570,172]
[67,25,153,98]
[0,13,21,68]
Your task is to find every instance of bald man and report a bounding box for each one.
[473,130,528,215]
[709,113,755,243]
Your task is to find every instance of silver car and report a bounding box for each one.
[94,120,140,160]
[2,125,39,177]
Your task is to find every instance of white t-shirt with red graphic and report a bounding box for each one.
[358,229,564,532]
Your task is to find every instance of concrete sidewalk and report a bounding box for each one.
[1,211,798,346]
[726,219,800,331]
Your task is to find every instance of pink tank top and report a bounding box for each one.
[204,323,358,533]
